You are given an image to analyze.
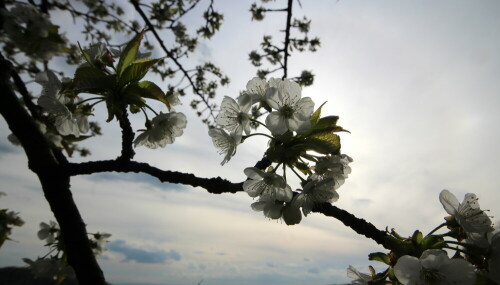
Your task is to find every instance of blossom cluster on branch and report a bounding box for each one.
[347,190,498,285]
[209,77,353,225]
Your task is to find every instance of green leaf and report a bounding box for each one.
[293,161,311,175]
[121,84,147,107]
[74,66,115,93]
[116,30,145,76]
[77,42,94,66]
[105,95,122,122]
[309,101,326,127]
[137,81,171,109]
[368,252,391,265]
[420,235,445,250]
[303,132,341,155]
[63,135,93,142]
[118,58,161,86]
[411,230,423,245]
[314,115,339,130]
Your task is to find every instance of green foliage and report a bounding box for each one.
[116,30,146,77]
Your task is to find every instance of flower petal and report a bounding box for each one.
[265,111,288,135]
[394,255,421,285]
[439,189,459,216]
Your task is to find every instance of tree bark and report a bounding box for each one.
[0,59,106,285]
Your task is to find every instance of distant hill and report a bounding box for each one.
[0,267,77,285]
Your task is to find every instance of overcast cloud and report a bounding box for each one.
[1,1,500,285]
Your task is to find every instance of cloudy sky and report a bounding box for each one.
[1,1,500,285]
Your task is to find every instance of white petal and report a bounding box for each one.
[439,189,459,216]
[75,114,89,133]
[237,93,252,113]
[244,167,265,180]
[265,111,288,135]
[282,201,302,225]
[251,201,266,212]
[243,180,263,197]
[263,203,283,219]
[38,95,69,115]
[295,119,311,134]
[293,97,315,120]
[394,255,421,285]
[264,87,280,110]
[440,259,476,285]
[276,184,293,202]
[419,249,449,270]
[278,79,301,104]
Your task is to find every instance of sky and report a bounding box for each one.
[1,1,500,285]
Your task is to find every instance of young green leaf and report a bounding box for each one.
[116,30,145,76]
[137,81,171,109]
[303,132,341,154]
[74,66,115,93]
[368,252,391,265]
[309,101,327,127]
[77,42,94,67]
[118,58,161,86]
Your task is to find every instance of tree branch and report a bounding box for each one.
[312,203,389,248]
[117,107,135,161]
[282,0,293,79]
[66,157,392,250]
[66,160,243,194]
[0,57,106,285]
[130,0,217,123]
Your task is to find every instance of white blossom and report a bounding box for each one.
[251,195,284,220]
[347,265,371,284]
[265,79,314,135]
[7,121,62,148]
[243,167,293,202]
[23,257,75,280]
[293,177,339,216]
[37,221,59,244]
[166,91,182,107]
[245,77,280,105]
[439,190,493,234]
[208,128,241,165]
[394,249,475,285]
[2,3,66,60]
[91,232,112,257]
[134,112,187,149]
[216,94,252,136]
[36,71,88,137]
[312,154,353,189]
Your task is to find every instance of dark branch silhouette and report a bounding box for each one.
[0,57,106,285]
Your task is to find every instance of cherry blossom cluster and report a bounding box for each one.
[209,77,352,225]
[6,33,186,152]
[1,3,67,60]
[347,189,498,285]
[0,192,25,247]
[23,220,111,282]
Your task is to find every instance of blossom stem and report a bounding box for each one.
[242,132,274,141]
[444,240,479,249]
[283,164,287,181]
[443,245,473,256]
[288,164,306,183]
[250,118,271,131]
[426,222,447,236]
[88,99,105,109]
[144,104,159,116]
[272,163,282,173]
[75,97,103,106]
[140,107,150,122]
